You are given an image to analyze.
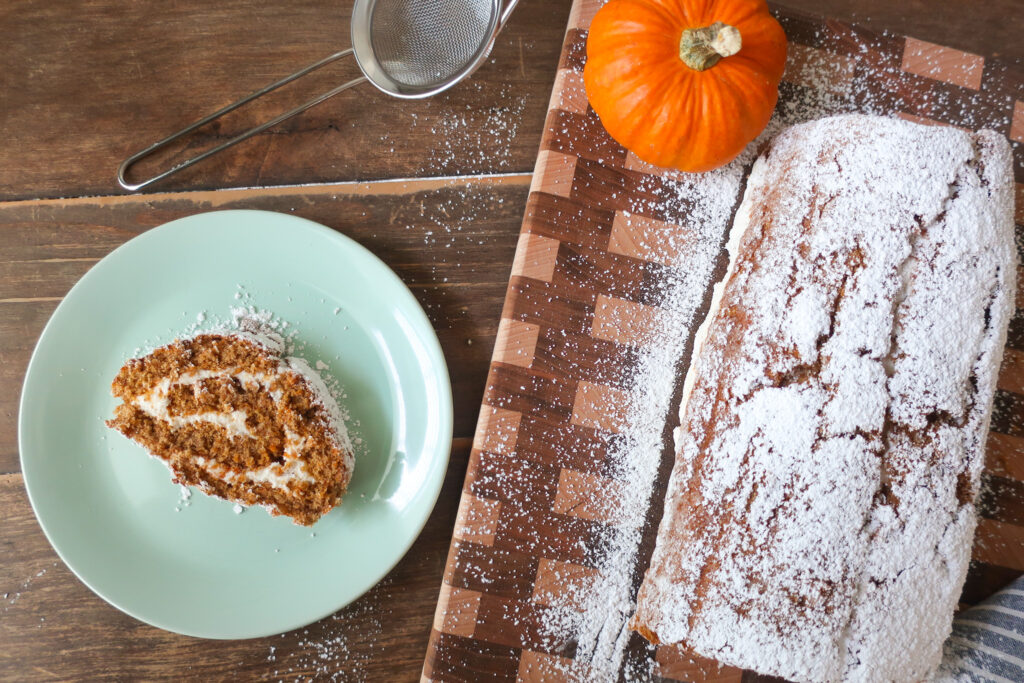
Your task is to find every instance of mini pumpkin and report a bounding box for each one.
[584,0,787,172]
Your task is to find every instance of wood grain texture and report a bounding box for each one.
[0,440,470,682]
[0,177,528,474]
[425,3,1024,681]
[0,0,570,201]
[1,1,1020,202]
[0,0,1021,681]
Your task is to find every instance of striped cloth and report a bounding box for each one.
[935,577,1024,682]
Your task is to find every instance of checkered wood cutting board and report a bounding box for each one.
[423,2,1024,681]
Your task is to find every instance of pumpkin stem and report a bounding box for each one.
[680,22,742,71]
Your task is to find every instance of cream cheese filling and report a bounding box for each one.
[132,368,315,489]
[677,157,765,429]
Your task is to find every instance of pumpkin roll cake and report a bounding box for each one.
[631,115,1017,681]
[107,327,354,526]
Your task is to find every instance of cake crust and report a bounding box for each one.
[107,331,354,526]
[631,115,1017,682]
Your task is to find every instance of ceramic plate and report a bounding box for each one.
[19,210,452,639]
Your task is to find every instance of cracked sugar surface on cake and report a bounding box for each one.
[106,327,355,526]
[631,115,1017,682]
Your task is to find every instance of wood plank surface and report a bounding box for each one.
[0,0,1019,201]
[0,0,571,200]
[0,0,1021,680]
[0,440,470,682]
[0,176,529,473]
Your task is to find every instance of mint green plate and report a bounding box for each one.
[19,210,452,639]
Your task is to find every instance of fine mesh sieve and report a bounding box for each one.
[118,0,518,191]
[367,0,495,90]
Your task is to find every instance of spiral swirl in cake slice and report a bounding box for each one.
[106,330,354,526]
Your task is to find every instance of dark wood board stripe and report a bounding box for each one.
[978,474,1024,527]
[470,449,561,509]
[447,543,541,602]
[532,329,641,388]
[515,416,617,475]
[426,631,522,683]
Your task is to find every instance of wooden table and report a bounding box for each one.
[1,1,1020,680]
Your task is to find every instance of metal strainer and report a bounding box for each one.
[118,0,519,190]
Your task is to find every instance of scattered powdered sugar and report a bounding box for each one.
[396,80,528,173]
[392,182,520,329]
[1,562,60,615]
[264,578,393,681]
[174,484,193,513]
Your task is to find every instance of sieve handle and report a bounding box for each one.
[499,0,520,29]
[117,49,366,192]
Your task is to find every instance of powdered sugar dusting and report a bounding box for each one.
[537,130,758,682]
[265,578,393,681]
[632,115,1016,682]
[408,81,528,172]
[523,21,1022,679]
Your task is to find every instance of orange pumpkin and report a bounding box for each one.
[584,0,787,172]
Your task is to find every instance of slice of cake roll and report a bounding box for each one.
[107,329,354,526]
[631,115,1017,682]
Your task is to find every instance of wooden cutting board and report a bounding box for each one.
[422,2,1024,680]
